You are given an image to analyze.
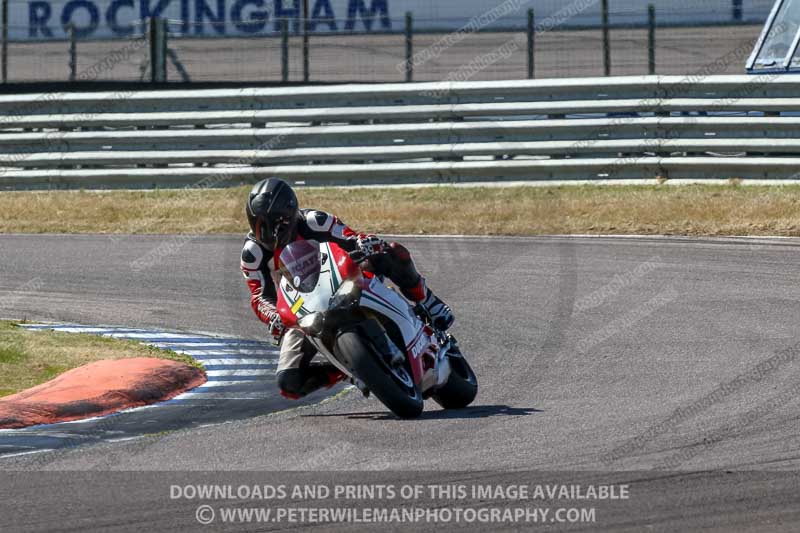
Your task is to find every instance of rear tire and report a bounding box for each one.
[335,329,424,419]
[432,343,478,409]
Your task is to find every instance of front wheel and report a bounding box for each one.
[432,341,478,409]
[335,329,424,419]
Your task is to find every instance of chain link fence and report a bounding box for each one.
[0,1,774,84]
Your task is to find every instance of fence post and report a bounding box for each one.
[66,23,76,82]
[601,0,610,76]
[302,0,310,82]
[149,16,167,83]
[647,4,655,75]
[732,0,743,21]
[404,12,413,82]
[1,0,7,84]
[281,18,289,82]
[148,17,156,83]
[160,18,168,82]
[527,9,535,79]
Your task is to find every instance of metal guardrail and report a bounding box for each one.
[2,75,800,189]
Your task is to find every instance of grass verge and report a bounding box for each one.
[0,321,201,398]
[2,184,800,236]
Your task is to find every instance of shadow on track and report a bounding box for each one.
[301,404,541,421]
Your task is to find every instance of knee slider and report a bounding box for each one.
[387,242,411,261]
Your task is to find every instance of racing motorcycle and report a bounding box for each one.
[275,239,478,418]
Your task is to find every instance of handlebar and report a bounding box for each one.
[348,250,369,263]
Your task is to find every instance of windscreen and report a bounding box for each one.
[278,240,322,293]
[754,0,800,68]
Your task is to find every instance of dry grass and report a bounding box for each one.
[2,184,800,236]
[0,321,200,398]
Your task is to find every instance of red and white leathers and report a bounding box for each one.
[240,209,446,400]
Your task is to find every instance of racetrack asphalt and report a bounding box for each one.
[1,234,800,531]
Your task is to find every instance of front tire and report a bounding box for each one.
[335,329,424,419]
[432,341,478,409]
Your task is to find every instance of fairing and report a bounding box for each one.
[275,240,448,389]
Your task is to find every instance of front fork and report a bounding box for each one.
[309,280,454,395]
[306,313,404,394]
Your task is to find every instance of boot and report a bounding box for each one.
[421,287,455,331]
[402,278,454,331]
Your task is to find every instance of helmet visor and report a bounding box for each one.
[255,213,295,250]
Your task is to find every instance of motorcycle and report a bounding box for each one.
[275,239,478,418]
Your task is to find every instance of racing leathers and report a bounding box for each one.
[240,209,453,400]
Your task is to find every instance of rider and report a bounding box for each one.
[240,178,454,400]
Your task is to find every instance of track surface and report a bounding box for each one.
[1,234,800,531]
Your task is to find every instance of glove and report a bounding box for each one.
[266,311,286,345]
[351,235,387,262]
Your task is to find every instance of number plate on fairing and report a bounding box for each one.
[279,242,342,318]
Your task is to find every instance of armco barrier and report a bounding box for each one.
[1,75,800,189]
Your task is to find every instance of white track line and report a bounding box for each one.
[179,392,273,400]
[186,358,278,366]
[194,380,265,388]
[0,449,56,458]
[205,369,275,377]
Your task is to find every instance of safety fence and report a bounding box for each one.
[0,0,774,84]
[1,74,800,189]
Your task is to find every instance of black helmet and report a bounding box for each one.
[245,178,299,250]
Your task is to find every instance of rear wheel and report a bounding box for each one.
[432,340,478,409]
[335,329,424,419]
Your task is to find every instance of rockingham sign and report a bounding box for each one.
[8,0,771,41]
[16,0,393,39]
